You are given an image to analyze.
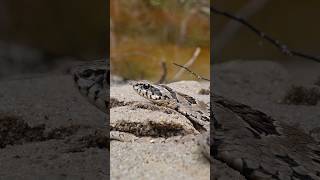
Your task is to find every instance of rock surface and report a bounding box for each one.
[212,60,320,179]
[110,80,210,180]
[0,74,108,180]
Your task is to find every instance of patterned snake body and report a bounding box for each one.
[72,60,108,113]
[132,81,210,132]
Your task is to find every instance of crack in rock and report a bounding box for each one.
[111,106,197,138]
[111,121,189,138]
[110,97,135,108]
[0,113,106,150]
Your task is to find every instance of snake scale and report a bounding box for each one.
[72,60,320,180]
[72,60,109,114]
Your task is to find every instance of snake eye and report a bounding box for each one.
[143,84,150,89]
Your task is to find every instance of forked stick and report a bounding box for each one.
[173,47,201,81]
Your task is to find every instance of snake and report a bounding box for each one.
[131,81,210,132]
[72,60,320,179]
[72,60,109,114]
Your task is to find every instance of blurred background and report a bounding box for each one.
[110,0,210,82]
[213,0,320,64]
[0,2,109,179]
[0,0,107,79]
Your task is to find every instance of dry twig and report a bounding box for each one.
[173,63,209,82]
[157,59,167,84]
[211,7,320,63]
[213,0,270,53]
[173,47,201,81]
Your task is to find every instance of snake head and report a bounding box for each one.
[132,81,174,105]
[71,60,108,113]
[72,61,107,92]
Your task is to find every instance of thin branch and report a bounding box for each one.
[214,0,269,53]
[211,7,320,63]
[173,47,201,81]
[173,63,209,81]
[157,59,167,84]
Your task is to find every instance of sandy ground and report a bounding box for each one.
[0,73,108,180]
[110,81,210,180]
